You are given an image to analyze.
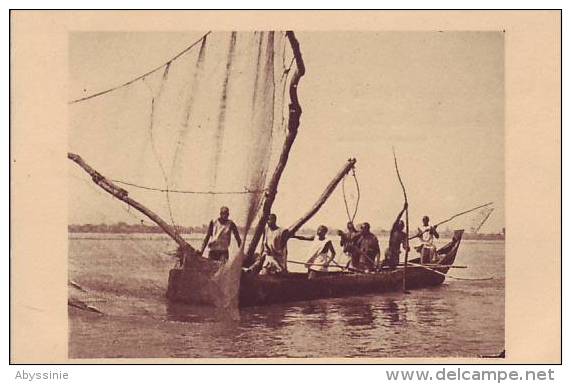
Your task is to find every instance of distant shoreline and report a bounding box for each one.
[68,223,505,241]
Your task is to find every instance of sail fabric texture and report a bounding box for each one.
[70,31,296,244]
[69,31,300,308]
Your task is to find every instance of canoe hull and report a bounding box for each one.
[238,266,446,307]
[167,230,464,307]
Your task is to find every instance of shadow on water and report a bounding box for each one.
[381,299,405,326]
[166,300,296,333]
[165,292,412,332]
[70,236,505,357]
[340,301,376,328]
[165,301,240,324]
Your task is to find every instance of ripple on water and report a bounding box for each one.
[69,235,504,358]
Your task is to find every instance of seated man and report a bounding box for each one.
[416,215,439,263]
[383,202,409,269]
[305,225,336,279]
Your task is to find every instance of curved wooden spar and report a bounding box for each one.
[409,202,494,240]
[288,158,357,235]
[246,31,306,259]
[392,148,410,292]
[393,148,408,203]
[67,152,195,253]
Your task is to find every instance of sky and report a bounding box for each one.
[68,31,504,233]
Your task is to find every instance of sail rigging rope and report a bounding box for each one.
[110,178,267,195]
[341,167,361,223]
[474,207,494,233]
[409,202,494,240]
[143,67,179,233]
[68,31,212,104]
[70,174,148,224]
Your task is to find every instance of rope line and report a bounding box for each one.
[69,31,212,104]
[475,207,494,233]
[342,168,361,223]
[140,65,179,233]
[70,174,147,223]
[110,179,267,195]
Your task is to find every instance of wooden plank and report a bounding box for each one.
[288,158,357,235]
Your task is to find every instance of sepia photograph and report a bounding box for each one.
[67,30,504,358]
[9,10,561,364]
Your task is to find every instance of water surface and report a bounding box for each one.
[69,233,504,358]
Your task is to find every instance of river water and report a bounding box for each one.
[68,233,504,359]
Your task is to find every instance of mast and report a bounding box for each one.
[68,152,195,254]
[288,159,357,234]
[246,31,306,259]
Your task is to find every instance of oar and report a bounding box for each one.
[287,259,365,273]
[409,202,494,240]
[408,262,493,281]
[69,280,87,292]
[392,148,410,293]
[396,263,467,269]
[287,259,343,268]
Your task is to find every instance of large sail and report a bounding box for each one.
[69,31,304,308]
[70,31,301,240]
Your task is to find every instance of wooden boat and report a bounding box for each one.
[166,230,464,307]
[68,31,468,310]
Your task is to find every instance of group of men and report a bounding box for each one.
[199,205,440,275]
[337,202,440,271]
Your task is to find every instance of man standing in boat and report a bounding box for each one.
[337,221,360,268]
[305,225,336,279]
[258,213,290,274]
[354,222,380,272]
[416,215,439,263]
[382,202,409,269]
[200,206,242,263]
[256,213,314,275]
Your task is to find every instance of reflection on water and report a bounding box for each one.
[382,299,403,326]
[167,295,403,332]
[69,236,504,358]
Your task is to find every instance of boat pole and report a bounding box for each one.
[288,158,357,235]
[393,148,410,293]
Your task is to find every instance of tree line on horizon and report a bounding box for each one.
[68,222,505,240]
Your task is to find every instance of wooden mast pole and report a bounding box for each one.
[68,152,196,255]
[288,158,357,235]
[393,148,409,292]
[246,31,306,259]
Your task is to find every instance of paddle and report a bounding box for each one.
[392,148,410,294]
[408,262,493,281]
[287,258,365,274]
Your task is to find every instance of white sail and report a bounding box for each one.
[70,32,298,236]
[69,31,304,308]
